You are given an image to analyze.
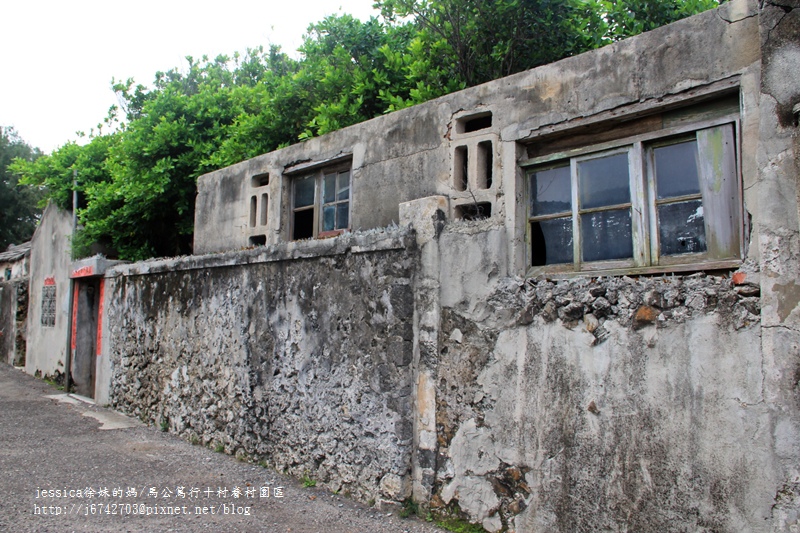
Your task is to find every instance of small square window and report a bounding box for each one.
[291,163,351,240]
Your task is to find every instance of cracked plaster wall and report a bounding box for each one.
[416,219,776,532]
[24,204,73,382]
[417,4,800,525]
[756,1,800,530]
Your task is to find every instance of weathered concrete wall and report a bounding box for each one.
[25,203,73,381]
[428,222,769,531]
[105,229,418,502]
[755,0,800,528]
[385,198,773,531]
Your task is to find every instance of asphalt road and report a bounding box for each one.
[0,363,446,533]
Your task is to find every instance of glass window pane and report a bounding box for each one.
[531,217,573,266]
[294,176,315,208]
[658,200,707,255]
[578,152,630,209]
[338,171,350,201]
[336,202,349,230]
[581,209,633,262]
[323,173,336,204]
[654,140,701,199]
[530,165,571,216]
[322,205,335,232]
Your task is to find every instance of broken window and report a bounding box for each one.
[525,122,741,274]
[292,163,351,240]
[41,285,56,327]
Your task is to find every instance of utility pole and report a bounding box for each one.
[64,169,77,393]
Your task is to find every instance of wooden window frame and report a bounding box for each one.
[522,114,743,277]
[290,162,351,241]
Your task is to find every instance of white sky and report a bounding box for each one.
[0,0,380,153]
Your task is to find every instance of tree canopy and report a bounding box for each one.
[0,126,42,250]
[11,0,720,261]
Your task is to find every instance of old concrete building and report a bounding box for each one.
[24,203,125,401]
[25,204,73,381]
[18,0,800,530]
[0,241,31,365]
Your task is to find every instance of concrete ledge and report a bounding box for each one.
[107,226,416,277]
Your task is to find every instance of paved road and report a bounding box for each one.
[0,364,446,533]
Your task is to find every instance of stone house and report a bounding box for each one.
[16,0,800,530]
[0,241,31,365]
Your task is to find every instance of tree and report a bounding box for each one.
[10,2,723,261]
[0,127,42,250]
[377,0,581,88]
[15,48,304,260]
[376,0,721,90]
[571,0,721,49]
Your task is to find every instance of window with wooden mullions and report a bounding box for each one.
[292,165,351,240]
[526,123,741,274]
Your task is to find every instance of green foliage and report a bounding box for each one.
[41,375,65,391]
[11,2,719,261]
[427,501,489,532]
[570,0,721,48]
[0,127,42,249]
[435,516,487,533]
[400,498,421,518]
[301,473,317,488]
[377,0,581,88]
[376,0,720,90]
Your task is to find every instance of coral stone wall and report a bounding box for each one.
[106,231,417,502]
[0,280,26,365]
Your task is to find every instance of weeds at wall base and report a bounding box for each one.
[42,376,64,391]
[434,517,488,533]
[301,473,317,488]
[400,498,420,518]
[35,369,66,391]
[401,500,488,533]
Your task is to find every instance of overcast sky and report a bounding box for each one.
[0,0,380,153]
